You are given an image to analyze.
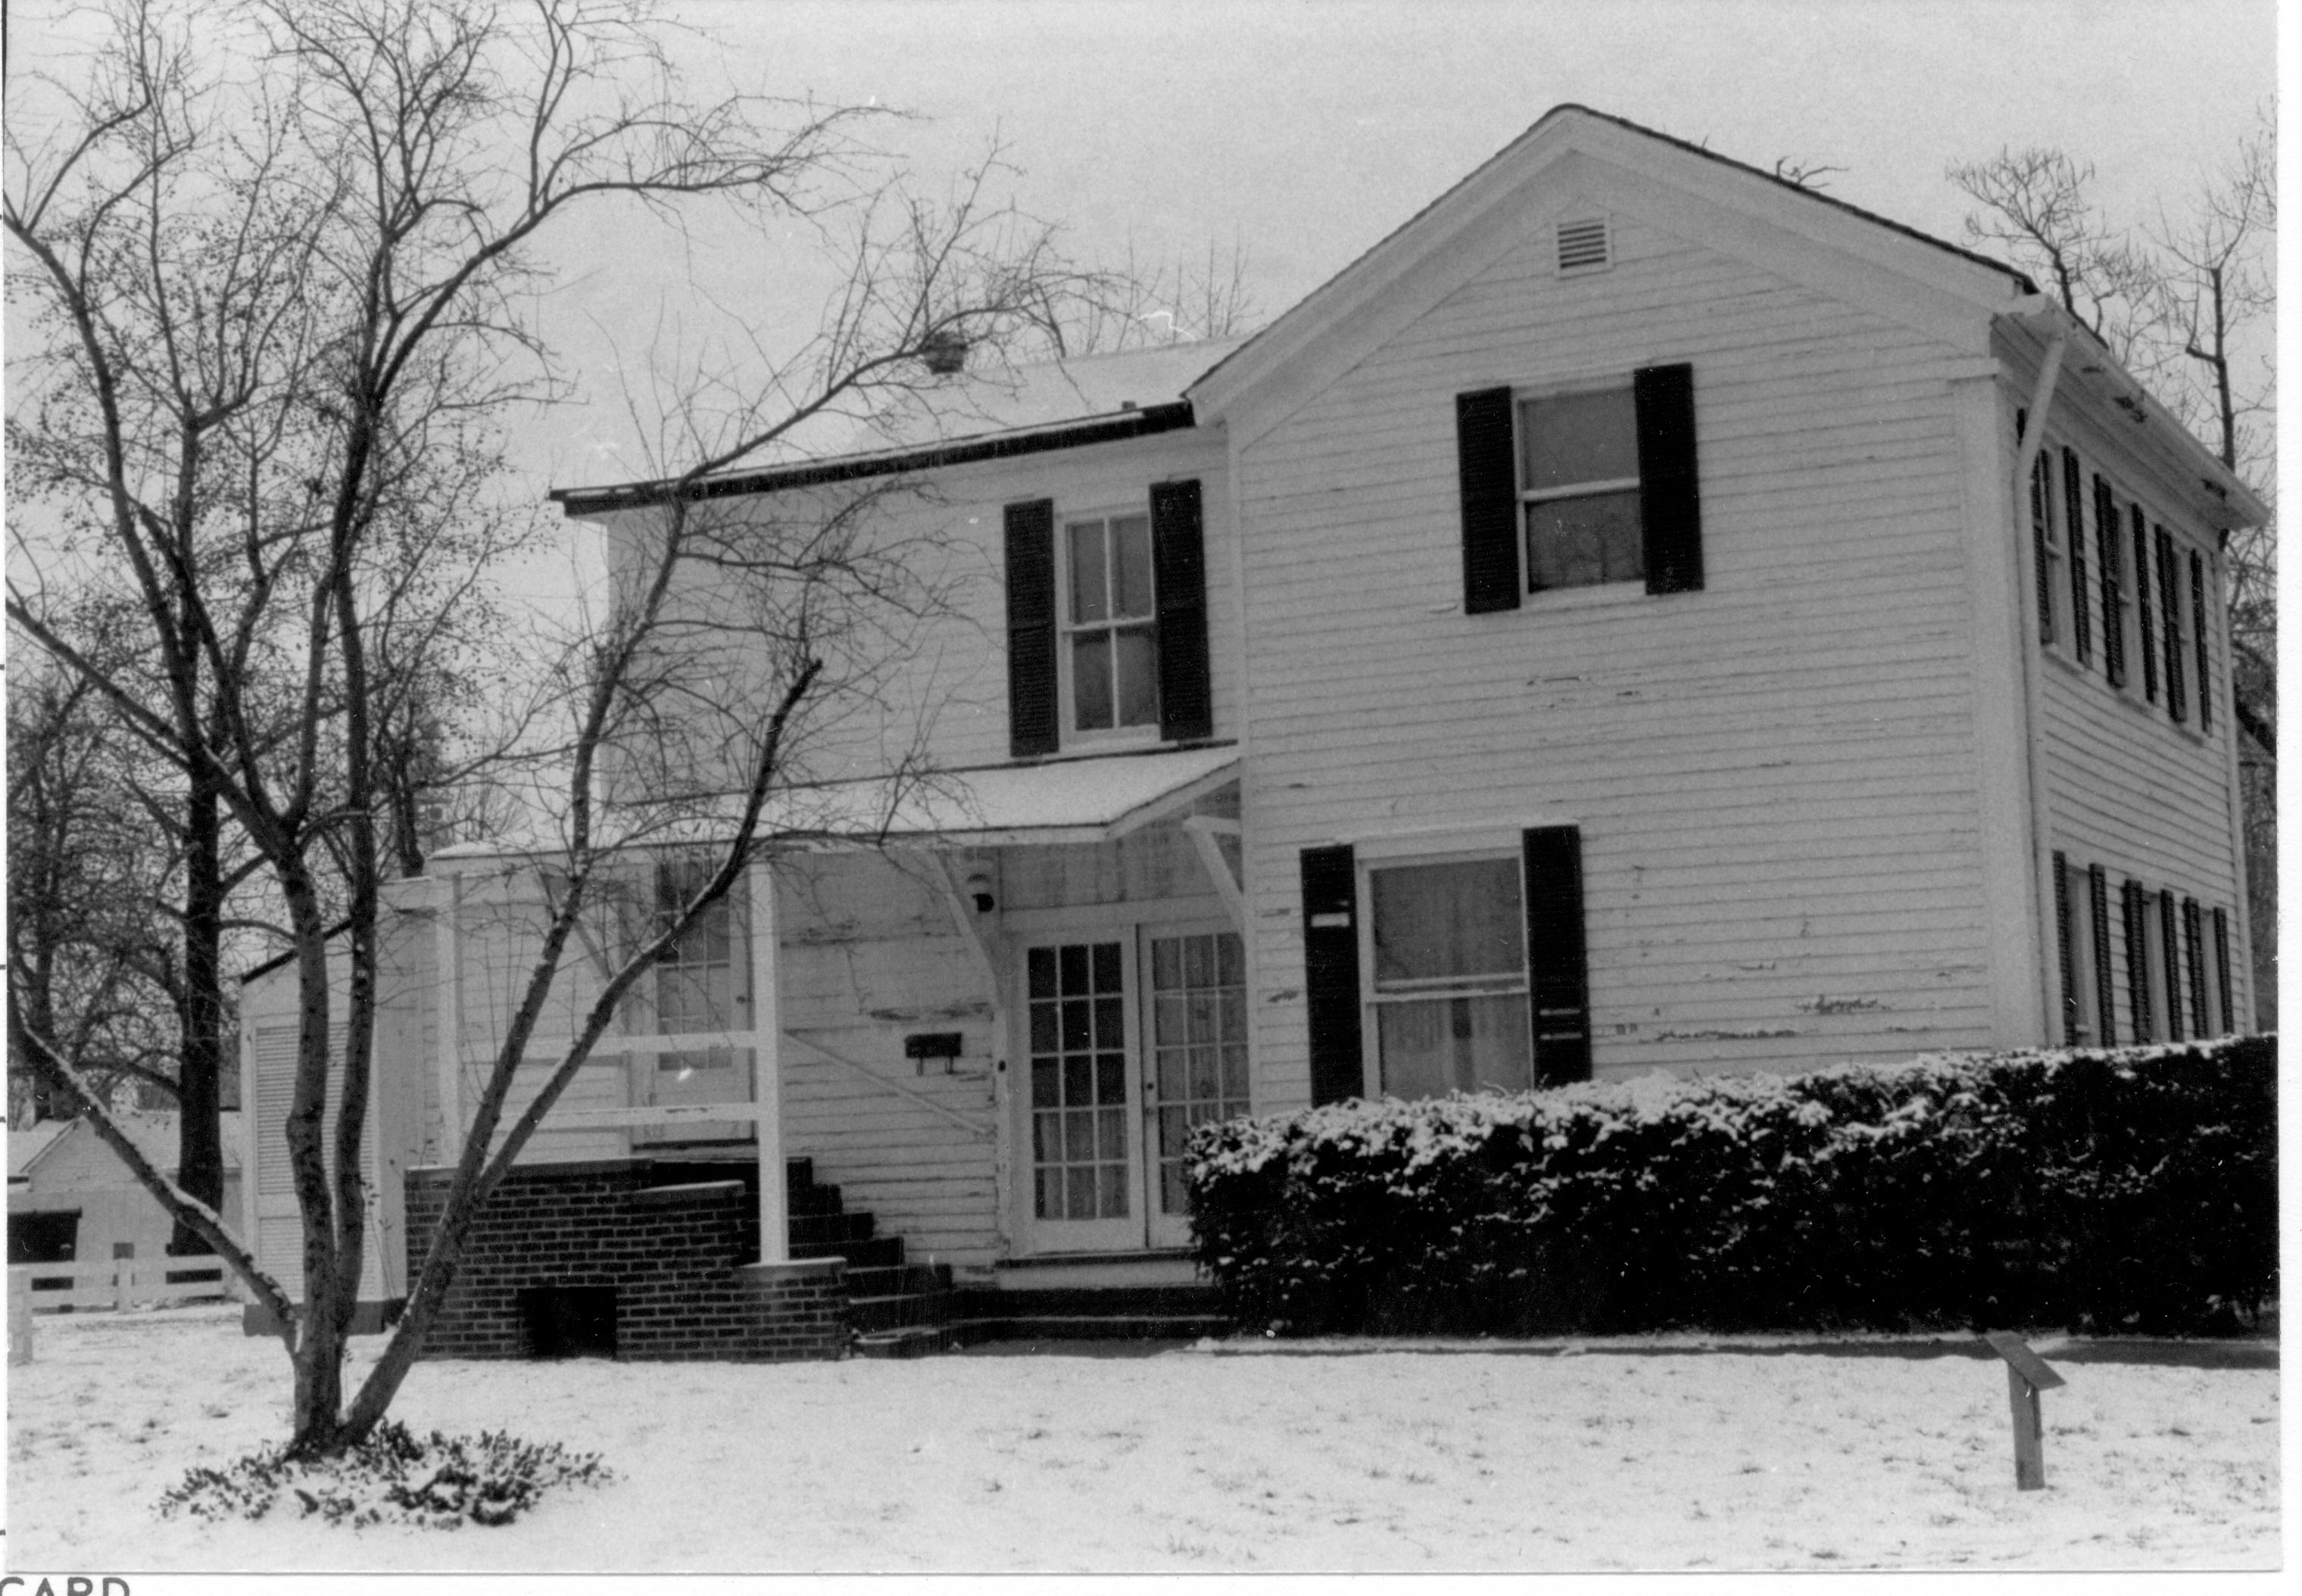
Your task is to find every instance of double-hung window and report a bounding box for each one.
[1456,363,1701,611]
[1003,482,1212,757]
[1518,385,1644,591]
[1365,855,1535,1098]
[1063,511,1159,734]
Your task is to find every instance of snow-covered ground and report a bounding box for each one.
[5,1303,2278,1573]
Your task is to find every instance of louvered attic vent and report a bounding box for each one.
[1555,217,1611,274]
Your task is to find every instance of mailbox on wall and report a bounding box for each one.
[903,1032,965,1074]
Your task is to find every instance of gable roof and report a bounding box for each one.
[1187,103,2037,429]
[8,1120,71,1180]
[8,1110,243,1186]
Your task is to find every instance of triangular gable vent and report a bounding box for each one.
[1555,216,1611,274]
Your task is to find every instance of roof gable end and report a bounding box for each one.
[1190,104,2032,445]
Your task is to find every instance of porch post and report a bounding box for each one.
[435,872,463,1157]
[749,856,788,1264]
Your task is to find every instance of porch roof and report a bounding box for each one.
[429,743,1240,865]
[820,743,1240,848]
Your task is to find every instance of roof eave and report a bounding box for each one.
[551,402,1199,518]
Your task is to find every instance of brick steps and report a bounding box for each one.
[948,1282,1231,1345]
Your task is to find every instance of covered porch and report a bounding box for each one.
[407,743,1245,1357]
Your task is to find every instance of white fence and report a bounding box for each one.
[9,1256,242,1315]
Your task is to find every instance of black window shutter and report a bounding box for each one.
[2132,507,2158,701]
[1300,846,1364,1106]
[2029,455,2055,642]
[1456,387,1521,613]
[2062,450,2091,662]
[2182,896,2207,1037]
[2123,880,2154,1041]
[2157,528,2186,722]
[1633,363,1703,594]
[2052,852,2078,1046]
[2088,863,2116,1046]
[2095,477,2125,687]
[2212,907,2234,1033]
[2190,549,2212,732]
[1522,826,1592,1084]
[1150,478,1213,742]
[2159,890,2185,1043]
[1003,500,1059,757]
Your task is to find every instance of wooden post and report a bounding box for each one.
[8,1270,33,1365]
[1982,1330,2066,1491]
[749,857,788,1264]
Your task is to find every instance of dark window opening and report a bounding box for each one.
[519,1285,619,1361]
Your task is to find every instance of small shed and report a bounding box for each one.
[7,1111,244,1268]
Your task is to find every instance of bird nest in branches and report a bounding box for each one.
[158,1422,610,1529]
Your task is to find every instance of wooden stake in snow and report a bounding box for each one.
[1982,1331,2066,1490]
[8,1271,32,1366]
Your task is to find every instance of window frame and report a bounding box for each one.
[1355,843,1533,1101]
[1514,376,1645,597]
[1056,507,1162,744]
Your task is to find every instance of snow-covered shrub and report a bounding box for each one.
[158,1422,611,1529]
[1184,1036,2275,1338]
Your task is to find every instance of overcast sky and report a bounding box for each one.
[7,0,2278,604]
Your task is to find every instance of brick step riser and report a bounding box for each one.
[845,1264,953,1298]
[954,1314,1231,1343]
[791,1236,906,1270]
[955,1286,1222,1320]
[849,1293,955,1335]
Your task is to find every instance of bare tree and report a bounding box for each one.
[6,631,182,1119]
[7,0,1114,1456]
[1950,113,2276,1023]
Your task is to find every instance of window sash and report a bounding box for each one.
[1062,513,1159,732]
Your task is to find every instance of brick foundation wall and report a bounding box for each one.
[403,1160,847,1362]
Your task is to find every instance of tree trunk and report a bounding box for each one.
[170,770,227,1256]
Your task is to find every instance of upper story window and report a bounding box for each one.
[1457,363,1701,613]
[2029,450,2063,648]
[1064,511,1159,734]
[1005,482,1212,759]
[1518,385,1643,591]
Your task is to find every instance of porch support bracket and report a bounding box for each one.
[1181,814,1246,933]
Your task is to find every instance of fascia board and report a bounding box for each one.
[1996,318,2267,531]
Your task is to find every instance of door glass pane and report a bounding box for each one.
[1030,941,1130,1220]
[1149,931,1249,1216]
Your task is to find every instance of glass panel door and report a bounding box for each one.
[1146,930,1249,1248]
[1024,940,1143,1252]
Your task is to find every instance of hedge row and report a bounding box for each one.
[1182,1036,2275,1338]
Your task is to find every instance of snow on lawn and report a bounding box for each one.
[5,1304,2279,1574]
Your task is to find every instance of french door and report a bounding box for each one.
[1018,925,1248,1253]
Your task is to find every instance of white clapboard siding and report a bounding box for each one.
[2026,434,2249,1036]
[631,428,1237,789]
[777,852,1002,1267]
[1236,201,2007,1106]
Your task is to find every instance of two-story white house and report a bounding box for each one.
[241,105,2262,1353]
